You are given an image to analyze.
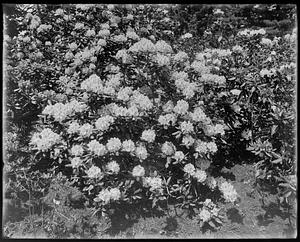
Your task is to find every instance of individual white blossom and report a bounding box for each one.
[86,165,103,179]
[113,34,127,43]
[67,121,81,134]
[219,181,238,203]
[199,208,212,222]
[98,29,110,38]
[173,151,185,162]
[126,30,140,40]
[85,29,96,37]
[141,129,156,143]
[135,145,148,160]
[193,169,207,183]
[162,101,175,113]
[173,51,189,62]
[183,163,196,176]
[181,33,193,39]
[71,144,84,157]
[155,40,173,53]
[195,140,208,154]
[173,100,189,115]
[106,160,120,174]
[122,140,136,153]
[88,140,107,156]
[79,123,94,137]
[132,165,145,177]
[70,157,83,168]
[95,115,115,132]
[30,128,61,152]
[206,141,218,153]
[106,138,122,153]
[206,176,217,190]
[180,121,194,134]
[182,135,195,148]
[128,38,156,53]
[161,142,175,156]
[154,53,170,66]
[144,177,163,191]
[117,87,133,102]
[94,187,121,204]
[158,113,177,127]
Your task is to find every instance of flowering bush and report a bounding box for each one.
[4,3,296,238]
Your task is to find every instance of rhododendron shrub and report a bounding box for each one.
[5,4,239,218]
[4,4,296,236]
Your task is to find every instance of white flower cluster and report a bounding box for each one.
[174,78,198,99]
[95,115,115,132]
[129,91,153,111]
[261,37,273,46]
[106,160,120,174]
[161,141,175,156]
[153,53,170,66]
[183,163,196,175]
[71,144,84,156]
[204,124,225,136]
[195,140,218,154]
[190,107,210,124]
[183,163,207,183]
[171,71,188,81]
[218,180,238,203]
[122,140,136,153]
[128,38,173,54]
[106,137,122,153]
[232,45,243,53]
[67,121,81,134]
[182,135,195,147]
[200,73,226,86]
[126,30,140,41]
[86,165,103,179]
[30,128,61,152]
[70,157,83,168]
[199,199,220,222]
[191,60,210,74]
[81,74,104,93]
[180,121,194,134]
[238,28,266,37]
[144,176,163,191]
[155,40,173,53]
[181,33,193,39]
[116,86,133,102]
[260,68,277,77]
[173,51,189,63]
[141,129,156,143]
[173,100,189,115]
[85,29,96,37]
[113,34,127,43]
[129,38,156,53]
[158,113,177,127]
[43,100,87,122]
[94,187,121,204]
[132,165,145,177]
[135,145,148,160]
[115,49,132,64]
[88,140,107,156]
[28,15,41,29]
[173,151,185,162]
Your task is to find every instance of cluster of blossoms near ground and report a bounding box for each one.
[3,4,296,238]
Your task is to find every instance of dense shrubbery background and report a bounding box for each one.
[3,4,296,238]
